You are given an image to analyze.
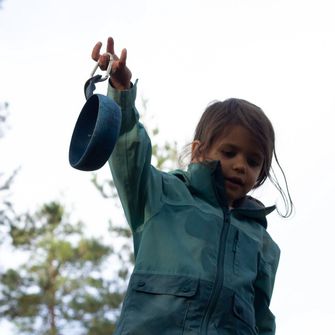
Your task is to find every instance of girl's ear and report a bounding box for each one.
[191,140,202,162]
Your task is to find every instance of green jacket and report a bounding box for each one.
[107,81,280,335]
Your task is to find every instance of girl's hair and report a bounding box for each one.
[191,98,293,217]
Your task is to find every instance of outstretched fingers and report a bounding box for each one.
[90,36,131,89]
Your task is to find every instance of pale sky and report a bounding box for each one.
[1,0,335,334]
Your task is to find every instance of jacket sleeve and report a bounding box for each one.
[107,81,163,232]
[253,235,280,335]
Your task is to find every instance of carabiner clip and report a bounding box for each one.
[90,52,114,81]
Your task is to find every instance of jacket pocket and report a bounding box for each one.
[233,294,257,335]
[116,273,198,335]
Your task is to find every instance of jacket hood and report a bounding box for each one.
[171,161,275,229]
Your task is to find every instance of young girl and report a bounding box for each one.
[91,37,292,335]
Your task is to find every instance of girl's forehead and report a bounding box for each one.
[214,125,262,152]
[217,125,251,139]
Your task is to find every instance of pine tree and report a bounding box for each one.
[0,201,121,334]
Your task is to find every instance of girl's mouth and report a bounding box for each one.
[225,177,244,187]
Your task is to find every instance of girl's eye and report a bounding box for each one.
[247,157,262,167]
[222,151,236,158]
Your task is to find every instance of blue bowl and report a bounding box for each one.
[69,94,121,171]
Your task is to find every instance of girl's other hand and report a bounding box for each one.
[92,37,132,90]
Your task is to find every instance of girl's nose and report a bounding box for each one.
[233,156,246,173]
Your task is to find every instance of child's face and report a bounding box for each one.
[194,125,263,206]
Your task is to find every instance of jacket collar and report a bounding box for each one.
[172,161,275,229]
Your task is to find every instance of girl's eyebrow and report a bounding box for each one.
[220,143,238,150]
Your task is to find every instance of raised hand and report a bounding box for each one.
[91,37,132,90]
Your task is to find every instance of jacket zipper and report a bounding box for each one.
[200,210,230,333]
[232,230,239,274]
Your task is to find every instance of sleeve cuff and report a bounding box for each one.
[107,79,138,111]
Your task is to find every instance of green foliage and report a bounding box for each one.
[0,102,18,240]
[0,201,120,334]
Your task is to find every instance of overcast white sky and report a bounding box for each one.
[1,0,335,333]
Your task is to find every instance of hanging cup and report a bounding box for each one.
[69,53,121,171]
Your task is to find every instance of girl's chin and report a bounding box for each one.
[225,189,244,206]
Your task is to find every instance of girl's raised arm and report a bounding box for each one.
[92,37,163,233]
